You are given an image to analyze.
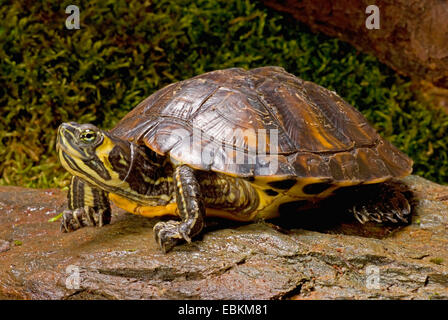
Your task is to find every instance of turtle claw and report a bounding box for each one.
[61,207,110,232]
[353,206,370,224]
[61,209,84,232]
[347,180,412,225]
[351,204,409,225]
[153,220,192,253]
[385,211,398,223]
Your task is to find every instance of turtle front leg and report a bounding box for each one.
[154,165,205,253]
[61,176,111,232]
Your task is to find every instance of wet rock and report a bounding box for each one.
[0,175,447,300]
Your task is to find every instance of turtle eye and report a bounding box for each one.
[79,129,97,144]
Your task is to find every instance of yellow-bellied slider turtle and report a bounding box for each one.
[56,67,413,252]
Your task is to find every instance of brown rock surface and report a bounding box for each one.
[262,0,448,90]
[0,175,447,300]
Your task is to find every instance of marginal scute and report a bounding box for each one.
[288,152,332,180]
[111,67,413,184]
[376,139,413,178]
[254,154,295,177]
[354,148,390,181]
[328,152,360,182]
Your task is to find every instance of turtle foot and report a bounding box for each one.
[61,207,111,232]
[349,180,412,225]
[153,220,193,253]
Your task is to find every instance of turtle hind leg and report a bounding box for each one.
[340,180,412,225]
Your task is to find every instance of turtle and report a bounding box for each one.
[56,66,413,252]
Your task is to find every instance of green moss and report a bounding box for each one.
[429,257,444,265]
[13,240,22,246]
[1,0,448,188]
[429,292,440,300]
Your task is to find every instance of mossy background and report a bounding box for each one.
[1,0,447,188]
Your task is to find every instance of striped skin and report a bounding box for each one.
[57,122,262,218]
[67,176,110,212]
[57,122,267,250]
[57,123,263,237]
[58,121,406,230]
[57,122,176,207]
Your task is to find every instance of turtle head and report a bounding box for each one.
[57,122,132,190]
[57,122,105,161]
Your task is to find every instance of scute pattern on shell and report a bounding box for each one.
[111,67,413,183]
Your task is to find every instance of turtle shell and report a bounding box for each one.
[111,67,412,184]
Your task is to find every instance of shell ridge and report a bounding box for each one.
[187,85,221,121]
